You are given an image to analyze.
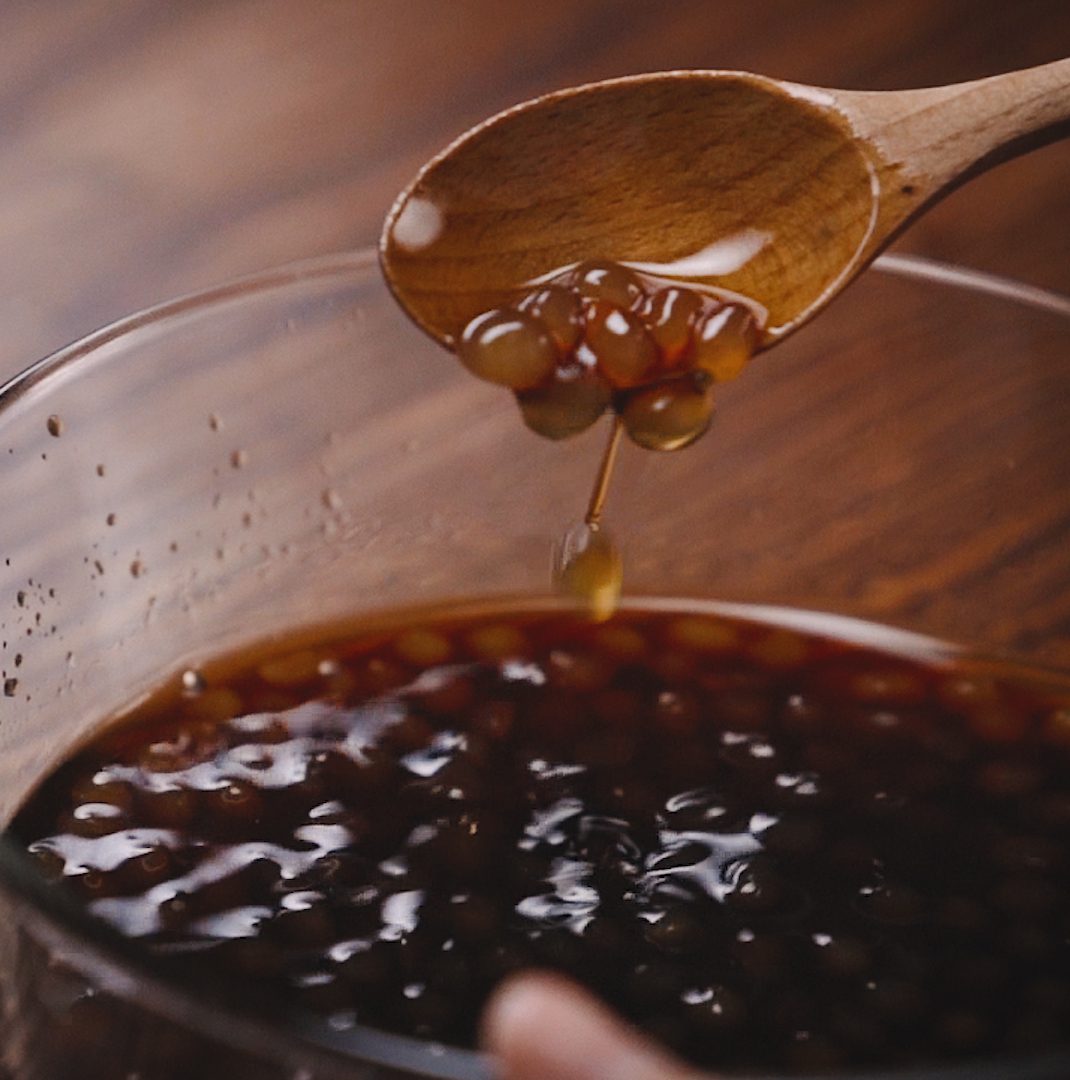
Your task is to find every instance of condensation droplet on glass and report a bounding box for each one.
[322,489,342,512]
[130,560,144,578]
[106,513,116,527]
[208,414,222,432]
[230,449,247,469]
[96,463,105,477]
[182,669,206,694]
[46,415,63,438]
[4,677,17,696]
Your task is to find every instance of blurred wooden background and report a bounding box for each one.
[0,0,1067,380]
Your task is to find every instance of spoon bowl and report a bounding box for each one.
[382,61,1070,349]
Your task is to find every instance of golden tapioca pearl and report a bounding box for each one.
[644,286,704,365]
[666,615,739,653]
[585,301,658,388]
[457,307,557,389]
[394,627,453,667]
[519,284,584,353]
[748,629,811,669]
[591,622,648,661]
[571,259,646,310]
[465,623,529,662]
[257,650,322,688]
[691,303,758,382]
[516,368,611,440]
[71,775,134,813]
[554,522,623,622]
[620,374,715,451]
[184,687,244,723]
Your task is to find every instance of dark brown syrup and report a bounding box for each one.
[12,602,1070,1074]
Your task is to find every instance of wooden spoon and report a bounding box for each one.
[380,59,1070,350]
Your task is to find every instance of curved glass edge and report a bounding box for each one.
[0,252,1067,1080]
[873,253,1070,318]
[1,248,1067,410]
[0,249,382,409]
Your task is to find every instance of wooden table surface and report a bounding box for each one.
[1,0,1068,382]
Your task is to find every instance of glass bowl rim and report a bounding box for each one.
[0,247,1068,1080]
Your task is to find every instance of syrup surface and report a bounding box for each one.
[12,601,1070,1074]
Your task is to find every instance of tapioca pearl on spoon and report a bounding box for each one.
[620,373,715,451]
[457,307,558,389]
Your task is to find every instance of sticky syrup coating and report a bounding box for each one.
[517,366,612,440]
[457,308,558,389]
[621,373,716,451]
[455,262,761,449]
[554,523,623,621]
[12,605,1070,1076]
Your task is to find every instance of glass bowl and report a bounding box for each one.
[0,248,1067,1079]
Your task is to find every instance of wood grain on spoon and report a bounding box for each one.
[380,59,1070,350]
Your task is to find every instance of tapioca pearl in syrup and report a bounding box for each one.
[11,606,1070,1073]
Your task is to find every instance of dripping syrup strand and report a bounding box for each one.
[585,415,624,529]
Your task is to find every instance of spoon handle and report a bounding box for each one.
[830,57,1070,198]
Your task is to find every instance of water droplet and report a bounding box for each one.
[96,463,106,477]
[130,560,144,578]
[106,513,117,527]
[322,489,342,511]
[230,449,247,469]
[4,677,17,696]
[182,669,206,694]
[46,415,63,438]
[208,414,222,432]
